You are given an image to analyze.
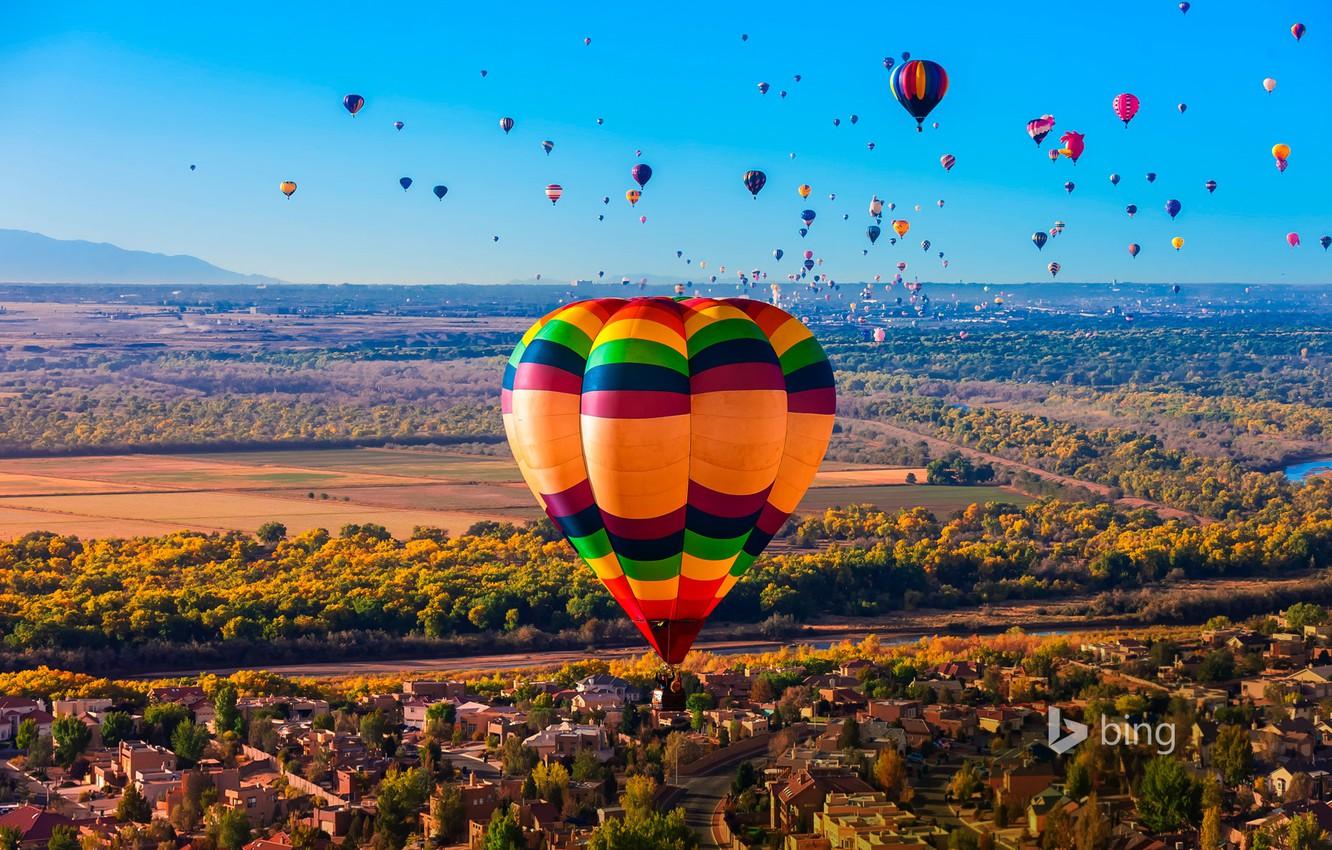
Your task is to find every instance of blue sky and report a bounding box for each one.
[2,1,1329,285]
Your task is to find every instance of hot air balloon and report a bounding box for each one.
[896,262,907,272]
[1205,179,1217,194]
[189,165,196,171]
[797,184,812,199]
[1027,115,1056,147]
[798,228,808,238]
[743,170,767,198]
[1264,77,1278,93]
[888,60,949,131]
[800,209,816,228]
[433,185,448,200]
[741,33,749,41]
[1128,242,1140,258]
[480,69,488,77]
[1179,1,1189,11]
[758,82,770,95]
[583,36,591,45]
[1291,22,1306,40]
[832,118,841,127]
[631,164,653,188]
[542,140,555,155]
[892,220,910,238]
[597,117,605,125]
[1033,231,1048,250]
[872,328,886,343]
[279,181,297,198]
[1064,181,1075,194]
[1048,262,1060,278]
[1172,236,1185,250]
[639,215,647,224]
[920,240,931,252]
[940,154,956,171]
[1322,236,1332,251]
[937,199,945,208]
[1288,232,1301,248]
[1109,173,1120,186]
[545,184,563,204]
[867,142,876,151]
[1273,143,1290,169]
[499,116,515,133]
[883,57,894,70]
[869,198,884,218]
[1146,172,1157,184]
[1112,93,1140,127]
[779,90,787,99]
[1165,199,1181,219]
[1178,103,1188,114]
[867,226,881,245]
[1058,131,1085,163]
[1048,149,1060,163]
[493,235,500,242]
[399,177,413,191]
[773,249,784,261]
[342,94,364,116]
[850,114,859,124]
[626,190,641,206]
[394,121,404,131]
[1126,204,1138,218]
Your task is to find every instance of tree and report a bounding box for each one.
[144,703,190,745]
[1212,724,1254,785]
[0,827,21,850]
[482,805,524,850]
[101,712,133,749]
[431,785,465,844]
[1201,804,1222,850]
[256,522,287,544]
[14,718,38,753]
[732,761,757,795]
[171,719,209,765]
[664,732,700,781]
[531,761,570,808]
[1072,795,1109,850]
[685,692,713,731]
[500,736,536,776]
[587,808,697,850]
[1285,603,1326,631]
[622,776,657,823]
[359,710,387,754]
[206,806,252,850]
[838,717,862,750]
[1288,813,1327,850]
[51,715,90,767]
[374,768,429,850]
[116,783,153,823]
[1065,759,1092,800]
[214,684,242,736]
[46,827,78,850]
[948,761,980,803]
[1136,757,1198,834]
[874,750,912,802]
[572,748,602,783]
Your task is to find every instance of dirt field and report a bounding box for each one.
[0,448,1027,539]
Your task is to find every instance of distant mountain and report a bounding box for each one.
[0,229,281,285]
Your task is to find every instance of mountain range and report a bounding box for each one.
[0,229,281,285]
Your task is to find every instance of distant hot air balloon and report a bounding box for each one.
[631,164,653,188]
[1128,242,1140,258]
[940,154,956,171]
[342,94,364,116]
[867,142,876,151]
[1126,204,1138,218]
[583,36,591,45]
[279,181,297,198]
[888,59,949,131]
[867,225,881,244]
[1172,236,1185,250]
[1263,77,1277,93]
[1179,1,1190,11]
[1165,199,1181,219]
[1033,231,1048,250]
[1321,236,1332,251]
[920,240,931,252]
[1109,173,1120,186]
[1112,93,1140,127]
[741,33,749,41]
[1293,22,1306,40]
[1288,232,1301,248]
[743,170,767,198]
[758,81,770,95]
[1048,262,1060,278]
[1027,115,1056,147]
[625,190,641,206]
[1273,143,1291,169]
[545,184,563,204]
[797,184,812,199]
[850,114,859,124]
[1048,149,1060,163]
[873,328,886,343]
[499,116,515,133]
[399,177,413,191]
[937,199,945,208]
[394,121,404,131]
[1178,103,1188,114]
[800,209,816,227]
[639,215,647,224]
[1146,172,1157,183]
[1058,131,1085,163]
[892,220,910,238]
[1064,181,1075,194]
[480,69,488,77]
[832,118,841,127]
[869,198,884,218]
[433,185,448,200]
[1205,179,1217,194]
[189,164,196,171]
[773,249,784,260]
[542,140,554,155]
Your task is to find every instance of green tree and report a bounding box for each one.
[501,736,537,776]
[0,826,21,850]
[1287,812,1327,850]
[838,717,862,750]
[732,761,757,795]
[207,806,252,850]
[171,719,209,765]
[1285,603,1327,631]
[144,703,190,745]
[46,827,78,850]
[14,718,38,753]
[1212,724,1254,785]
[431,785,465,845]
[116,783,153,823]
[875,750,912,802]
[1136,757,1198,834]
[622,776,657,823]
[359,710,388,754]
[374,768,430,850]
[256,521,288,544]
[572,748,602,783]
[1065,759,1092,799]
[482,805,524,850]
[214,684,242,736]
[100,711,134,749]
[1201,805,1222,850]
[51,715,90,767]
[587,808,697,850]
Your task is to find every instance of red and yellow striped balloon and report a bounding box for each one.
[502,297,836,663]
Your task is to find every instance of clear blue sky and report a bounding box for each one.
[2,1,1329,285]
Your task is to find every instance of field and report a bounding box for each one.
[0,449,1022,539]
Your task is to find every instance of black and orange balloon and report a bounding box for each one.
[502,297,835,663]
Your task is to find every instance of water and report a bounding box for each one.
[1284,457,1332,483]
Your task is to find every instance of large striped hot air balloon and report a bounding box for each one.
[502,297,836,666]
[545,184,563,204]
[888,59,949,132]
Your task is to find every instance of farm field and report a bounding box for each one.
[0,449,1022,539]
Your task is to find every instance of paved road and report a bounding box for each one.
[680,772,731,848]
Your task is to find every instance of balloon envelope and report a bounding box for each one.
[502,298,835,664]
[888,60,949,131]
[399,177,412,191]
[1112,93,1140,126]
[632,164,653,188]
[1027,115,1056,147]
[433,185,448,200]
[743,170,767,197]
[342,94,364,115]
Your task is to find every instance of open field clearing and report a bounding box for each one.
[0,447,1029,539]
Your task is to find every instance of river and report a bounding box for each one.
[1284,457,1332,483]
